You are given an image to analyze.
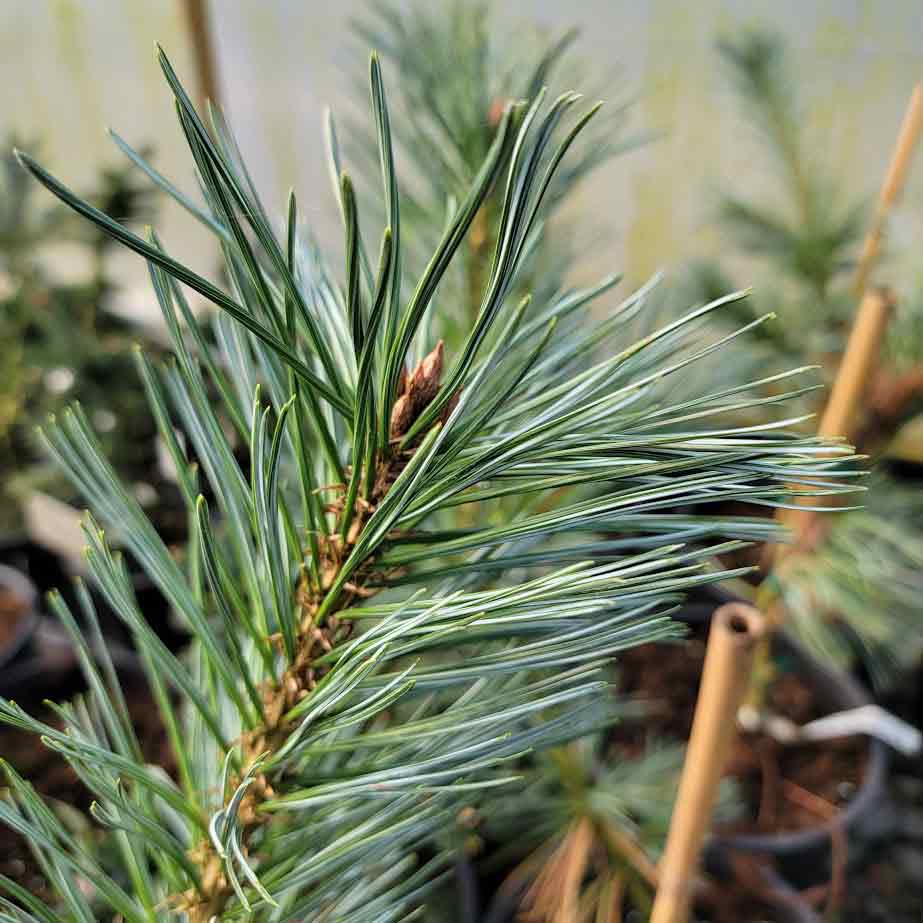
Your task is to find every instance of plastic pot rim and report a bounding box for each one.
[0,562,40,670]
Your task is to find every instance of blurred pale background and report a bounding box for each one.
[2,0,921,320]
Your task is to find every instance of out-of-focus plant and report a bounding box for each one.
[0,140,159,530]
[686,29,866,364]
[685,29,923,683]
[481,735,740,920]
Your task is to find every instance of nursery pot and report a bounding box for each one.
[0,562,40,672]
[705,632,891,878]
[674,605,893,909]
[468,598,890,923]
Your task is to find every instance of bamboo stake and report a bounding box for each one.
[556,819,594,923]
[181,0,222,112]
[853,83,923,297]
[817,286,896,442]
[775,285,896,549]
[817,83,916,426]
[651,604,766,923]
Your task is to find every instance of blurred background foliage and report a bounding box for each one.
[2,1,921,295]
[0,141,162,530]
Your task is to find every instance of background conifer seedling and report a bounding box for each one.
[685,28,923,682]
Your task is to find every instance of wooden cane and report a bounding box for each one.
[651,604,766,923]
[181,0,222,111]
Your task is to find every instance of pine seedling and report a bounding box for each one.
[481,736,740,920]
[687,28,867,362]
[340,13,755,916]
[0,43,857,922]
[681,28,923,682]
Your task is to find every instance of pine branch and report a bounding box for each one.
[1,39,858,923]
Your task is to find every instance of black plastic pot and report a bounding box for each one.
[2,528,184,655]
[0,561,40,671]
[88,561,184,652]
[706,631,892,874]
[676,604,893,915]
[0,534,71,594]
[751,865,824,923]
[0,625,151,898]
[0,540,144,699]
